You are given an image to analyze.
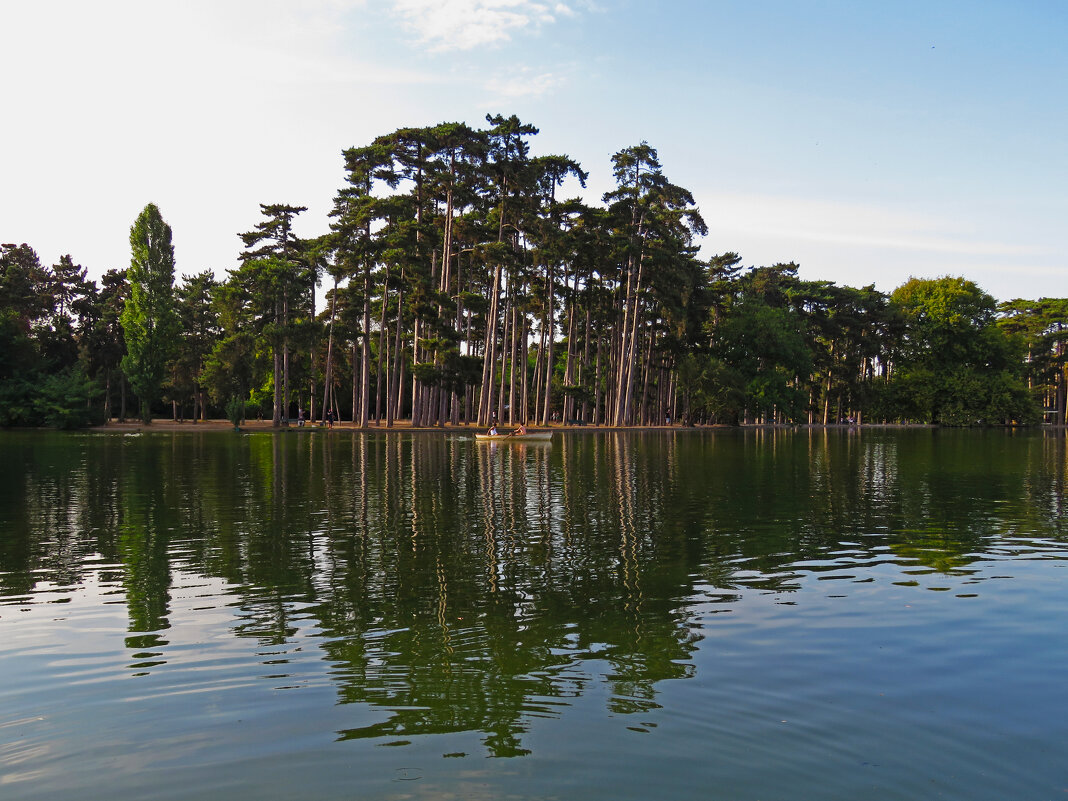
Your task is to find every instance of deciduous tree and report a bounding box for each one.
[120,204,180,423]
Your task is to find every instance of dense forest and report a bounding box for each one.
[1,115,1065,429]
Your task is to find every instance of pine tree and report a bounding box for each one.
[239,203,309,426]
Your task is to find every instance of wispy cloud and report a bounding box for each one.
[705,192,1045,259]
[484,68,567,98]
[391,0,580,50]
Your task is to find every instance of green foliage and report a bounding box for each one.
[1,120,1060,430]
[248,384,273,419]
[996,297,1068,422]
[0,244,108,428]
[225,396,246,428]
[886,277,1036,424]
[171,270,220,414]
[676,352,746,424]
[202,332,259,406]
[0,243,50,325]
[80,268,128,385]
[120,203,180,423]
[934,368,1039,426]
[34,368,102,429]
[0,368,100,428]
[746,369,807,422]
[0,309,37,381]
[0,379,34,426]
[892,276,995,367]
[710,292,811,422]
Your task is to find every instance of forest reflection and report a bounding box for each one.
[2,428,1067,756]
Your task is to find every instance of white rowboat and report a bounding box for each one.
[474,431,553,442]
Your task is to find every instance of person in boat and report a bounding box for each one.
[514,423,527,436]
[488,424,498,435]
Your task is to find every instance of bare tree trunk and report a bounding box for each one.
[541,265,555,427]
[822,370,832,425]
[376,283,388,424]
[593,337,603,426]
[497,295,512,426]
[352,342,359,424]
[508,304,518,425]
[273,296,282,427]
[360,262,372,429]
[533,318,545,425]
[640,328,654,424]
[608,283,625,425]
[321,276,339,425]
[561,272,578,423]
[668,368,677,424]
[396,359,406,421]
[387,273,404,428]
[282,290,291,426]
[613,262,635,426]
[620,252,647,426]
[478,263,502,426]
[1057,340,1067,425]
[104,369,112,423]
[580,304,592,423]
[533,339,543,425]
[411,317,422,426]
[450,250,465,427]
[520,313,529,423]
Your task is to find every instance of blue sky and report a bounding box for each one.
[2,0,1065,301]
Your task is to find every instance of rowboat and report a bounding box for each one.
[474,431,553,442]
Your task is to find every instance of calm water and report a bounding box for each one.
[1,428,1067,800]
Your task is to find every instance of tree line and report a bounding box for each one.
[1,115,1064,429]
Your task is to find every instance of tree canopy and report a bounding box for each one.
[0,117,1052,428]
[120,203,180,424]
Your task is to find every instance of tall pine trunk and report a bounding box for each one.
[478,262,502,426]
[273,295,282,427]
[387,271,404,428]
[321,276,339,424]
[360,261,372,429]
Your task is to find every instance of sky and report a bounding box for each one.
[2,0,1066,302]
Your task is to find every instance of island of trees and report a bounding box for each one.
[1,115,1064,429]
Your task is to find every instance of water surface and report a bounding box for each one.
[1,428,1066,800]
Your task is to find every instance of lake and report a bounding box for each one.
[1,428,1066,800]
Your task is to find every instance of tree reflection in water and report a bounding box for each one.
[312,433,701,756]
[2,428,1068,757]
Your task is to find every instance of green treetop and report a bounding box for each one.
[120,203,180,423]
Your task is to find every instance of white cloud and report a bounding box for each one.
[691,190,1065,300]
[704,192,1045,259]
[484,68,566,98]
[391,0,578,50]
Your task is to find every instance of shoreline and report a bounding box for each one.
[0,413,1048,433]
[66,419,1039,434]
